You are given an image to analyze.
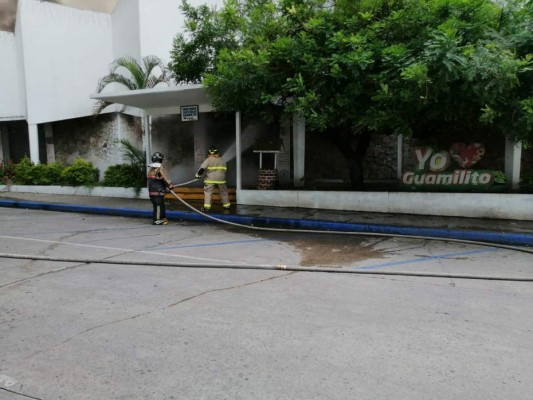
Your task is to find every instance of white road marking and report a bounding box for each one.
[0,235,244,265]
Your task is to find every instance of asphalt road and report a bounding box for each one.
[1,208,533,399]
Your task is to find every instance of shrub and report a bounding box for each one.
[117,139,146,187]
[8,157,99,186]
[31,162,65,185]
[13,156,34,184]
[103,164,140,187]
[493,171,506,185]
[0,160,16,183]
[520,171,533,193]
[61,159,99,186]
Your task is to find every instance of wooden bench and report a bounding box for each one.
[165,187,237,202]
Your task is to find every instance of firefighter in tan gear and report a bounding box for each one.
[147,152,173,225]
[195,146,230,212]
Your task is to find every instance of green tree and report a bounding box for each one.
[117,138,147,188]
[94,55,171,170]
[169,0,240,83]
[94,55,170,114]
[170,0,533,188]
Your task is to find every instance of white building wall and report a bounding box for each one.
[1,0,226,166]
[0,31,25,120]
[18,0,114,124]
[137,0,223,65]
[1,0,223,124]
[137,0,182,65]
[111,0,141,61]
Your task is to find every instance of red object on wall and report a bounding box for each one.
[449,143,485,168]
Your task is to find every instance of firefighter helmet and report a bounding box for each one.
[208,146,218,155]
[152,152,164,163]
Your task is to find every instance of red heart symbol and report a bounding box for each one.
[449,143,485,168]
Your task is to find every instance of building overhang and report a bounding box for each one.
[90,84,214,116]
[44,0,120,14]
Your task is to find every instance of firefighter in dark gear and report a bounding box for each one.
[147,152,173,225]
[195,146,230,212]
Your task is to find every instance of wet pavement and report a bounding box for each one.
[2,190,533,400]
[1,190,533,247]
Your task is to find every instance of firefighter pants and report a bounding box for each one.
[150,195,166,221]
[203,183,230,209]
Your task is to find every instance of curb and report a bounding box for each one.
[1,199,532,247]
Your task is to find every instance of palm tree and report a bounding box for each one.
[117,138,148,190]
[94,55,170,114]
[94,55,171,167]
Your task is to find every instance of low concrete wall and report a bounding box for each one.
[4,185,149,199]
[3,185,532,221]
[238,189,533,221]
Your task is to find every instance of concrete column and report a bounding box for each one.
[292,112,305,188]
[193,115,207,167]
[0,126,10,162]
[44,123,55,163]
[147,115,152,158]
[0,125,5,163]
[277,120,292,187]
[505,137,522,190]
[28,123,40,164]
[115,114,124,163]
[142,112,151,166]
[235,111,242,190]
[397,134,403,180]
[115,113,123,141]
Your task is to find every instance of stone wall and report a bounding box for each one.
[363,132,524,180]
[305,133,351,188]
[11,110,533,190]
[363,134,399,180]
[52,113,141,180]
[306,130,533,189]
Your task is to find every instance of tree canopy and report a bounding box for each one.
[170,0,533,142]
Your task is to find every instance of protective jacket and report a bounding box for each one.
[147,163,172,196]
[196,155,227,184]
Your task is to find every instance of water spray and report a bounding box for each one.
[220,134,256,162]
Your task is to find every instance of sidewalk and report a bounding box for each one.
[1,190,533,247]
